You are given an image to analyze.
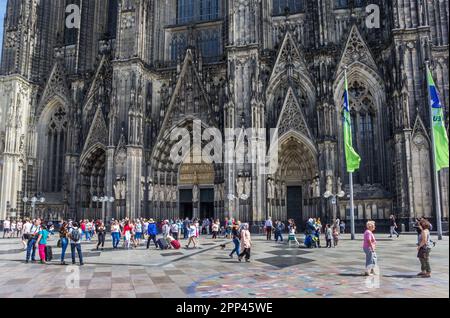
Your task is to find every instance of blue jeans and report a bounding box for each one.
[183,227,188,239]
[275,232,283,242]
[363,247,377,271]
[61,237,69,262]
[230,238,240,257]
[111,232,120,248]
[70,243,83,264]
[26,238,37,261]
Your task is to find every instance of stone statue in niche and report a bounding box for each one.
[244,178,251,198]
[148,180,153,201]
[192,183,199,203]
[337,177,343,194]
[236,177,245,198]
[267,179,274,200]
[154,184,160,201]
[171,186,177,202]
[160,185,165,202]
[140,177,146,202]
[326,175,333,194]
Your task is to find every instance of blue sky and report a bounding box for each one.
[0,0,5,57]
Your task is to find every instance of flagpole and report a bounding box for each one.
[349,171,355,240]
[426,61,443,240]
[344,66,356,241]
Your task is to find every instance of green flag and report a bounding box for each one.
[343,73,361,173]
[428,69,449,171]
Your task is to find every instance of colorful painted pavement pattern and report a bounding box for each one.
[0,233,447,298]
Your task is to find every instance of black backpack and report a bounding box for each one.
[71,228,81,242]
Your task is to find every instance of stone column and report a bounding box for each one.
[126,146,143,219]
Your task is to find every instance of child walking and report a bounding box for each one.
[332,226,339,247]
[325,224,332,248]
[288,224,301,247]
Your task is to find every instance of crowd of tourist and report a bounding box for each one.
[0,214,437,277]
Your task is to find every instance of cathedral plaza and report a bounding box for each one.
[0,233,448,298]
[0,0,449,301]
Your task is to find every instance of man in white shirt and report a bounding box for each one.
[21,220,32,249]
[265,217,273,241]
[25,219,41,263]
[2,219,11,238]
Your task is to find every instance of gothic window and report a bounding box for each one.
[197,29,220,59]
[43,106,68,193]
[107,0,118,38]
[334,0,349,9]
[344,80,379,185]
[177,0,220,25]
[272,0,305,16]
[6,0,21,29]
[170,33,187,61]
[334,0,364,9]
[64,0,80,46]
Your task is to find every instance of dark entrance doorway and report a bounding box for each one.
[200,188,214,219]
[179,189,193,219]
[287,186,303,230]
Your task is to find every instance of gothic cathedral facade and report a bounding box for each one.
[0,0,448,229]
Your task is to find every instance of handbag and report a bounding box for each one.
[57,239,62,248]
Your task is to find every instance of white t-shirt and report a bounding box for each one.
[23,222,32,234]
[111,224,120,233]
[17,222,23,230]
[3,220,10,229]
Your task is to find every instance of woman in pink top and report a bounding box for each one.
[238,224,252,263]
[363,221,377,276]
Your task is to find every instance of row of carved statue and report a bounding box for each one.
[112,175,343,202]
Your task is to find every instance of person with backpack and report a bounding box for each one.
[36,224,50,264]
[25,219,41,263]
[417,219,433,278]
[59,222,69,265]
[69,222,84,266]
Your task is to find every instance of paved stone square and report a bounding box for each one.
[0,233,447,298]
